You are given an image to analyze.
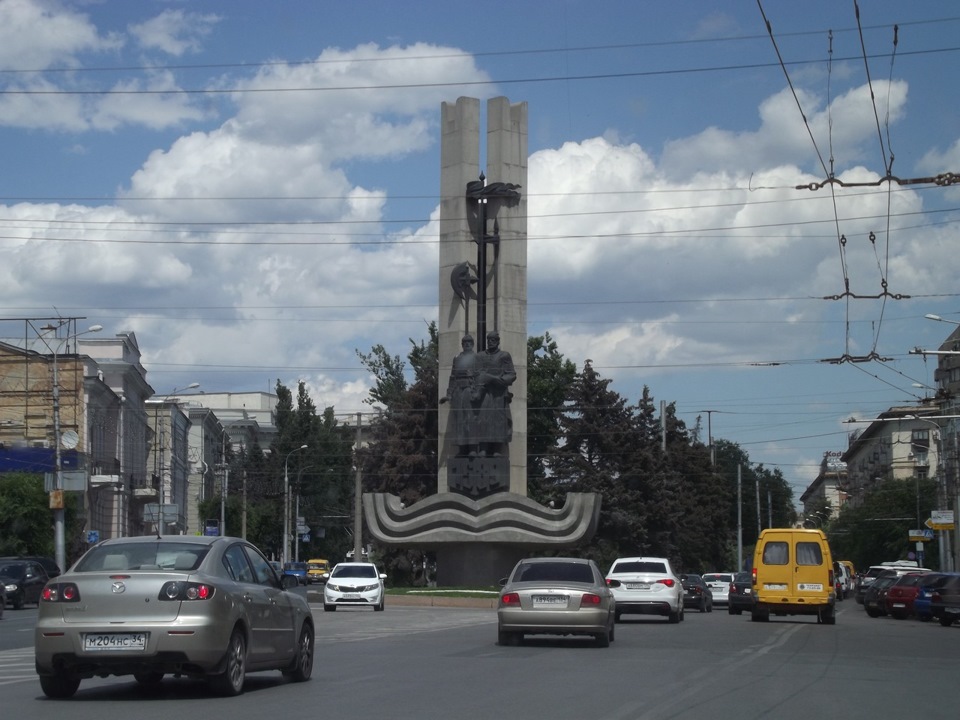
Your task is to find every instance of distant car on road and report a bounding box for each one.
[680,573,713,612]
[0,555,60,580]
[283,561,309,585]
[497,557,619,647]
[0,559,49,609]
[727,571,755,615]
[701,572,734,607]
[606,556,684,623]
[33,535,314,698]
[323,562,386,611]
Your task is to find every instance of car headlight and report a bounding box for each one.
[4,583,19,593]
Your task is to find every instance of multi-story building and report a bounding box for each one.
[799,451,848,518]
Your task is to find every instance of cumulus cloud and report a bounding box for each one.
[129,9,220,57]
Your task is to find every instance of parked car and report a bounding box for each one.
[0,559,49,609]
[701,572,735,607]
[863,571,898,618]
[0,555,60,579]
[606,556,684,623]
[833,561,853,600]
[728,571,755,615]
[497,557,619,647]
[856,562,928,604]
[34,535,314,698]
[282,561,309,585]
[323,562,386,611]
[0,580,6,618]
[884,571,932,619]
[914,573,958,621]
[930,574,960,626]
[680,573,713,612]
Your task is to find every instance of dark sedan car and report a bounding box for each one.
[0,559,49,609]
[728,571,755,615]
[863,571,898,618]
[680,574,713,612]
[930,574,960,627]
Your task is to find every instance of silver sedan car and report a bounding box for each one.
[34,535,314,698]
[497,557,620,647]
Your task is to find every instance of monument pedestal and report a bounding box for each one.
[363,490,601,586]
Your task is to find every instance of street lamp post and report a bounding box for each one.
[283,444,308,565]
[39,322,103,574]
[155,383,200,536]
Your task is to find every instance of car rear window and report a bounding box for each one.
[612,561,667,574]
[703,574,732,583]
[75,543,209,572]
[515,562,594,584]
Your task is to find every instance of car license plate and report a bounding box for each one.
[742,588,751,594]
[764,583,788,591]
[83,633,147,652]
[532,595,568,606]
[626,583,651,590]
[343,593,361,599]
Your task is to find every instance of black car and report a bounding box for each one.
[930,574,960,627]
[0,555,60,579]
[680,573,713,612]
[863,570,898,618]
[0,559,49,609]
[728,571,755,615]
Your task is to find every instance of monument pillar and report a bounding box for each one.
[438,96,528,497]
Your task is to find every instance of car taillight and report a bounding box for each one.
[500,592,521,606]
[41,583,81,603]
[159,581,215,601]
[581,593,601,605]
[657,579,676,588]
[752,567,757,586]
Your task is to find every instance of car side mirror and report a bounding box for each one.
[499,577,508,587]
[281,575,299,590]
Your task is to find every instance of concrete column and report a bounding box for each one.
[437,96,528,496]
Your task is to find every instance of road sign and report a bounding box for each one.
[909,529,935,542]
[925,512,955,531]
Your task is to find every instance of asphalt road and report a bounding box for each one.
[3,599,959,719]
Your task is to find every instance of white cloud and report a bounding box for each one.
[128,9,220,57]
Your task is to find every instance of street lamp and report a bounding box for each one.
[283,444,308,565]
[39,322,103,574]
[154,383,200,536]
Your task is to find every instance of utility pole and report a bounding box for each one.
[353,412,363,562]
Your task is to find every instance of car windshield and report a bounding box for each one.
[735,572,752,582]
[332,565,377,579]
[74,543,210,572]
[0,563,25,578]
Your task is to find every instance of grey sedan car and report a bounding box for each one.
[34,535,314,698]
[497,557,620,647]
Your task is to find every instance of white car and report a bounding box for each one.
[323,562,386,611]
[606,556,684,623]
[702,572,735,605]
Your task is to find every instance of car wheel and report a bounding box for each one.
[706,601,713,613]
[283,623,314,682]
[12,594,23,610]
[210,629,247,696]
[819,606,836,625]
[39,673,81,699]
[609,617,616,643]
[668,607,681,624]
[751,608,769,622]
[323,604,336,612]
[134,671,164,686]
[699,598,707,612]
[374,597,385,611]
[865,606,880,618]
[594,630,611,648]
[939,615,954,627]
[614,609,623,623]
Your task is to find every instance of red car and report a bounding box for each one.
[884,571,931,619]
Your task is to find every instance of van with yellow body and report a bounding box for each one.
[306,558,331,584]
[751,528,836,624]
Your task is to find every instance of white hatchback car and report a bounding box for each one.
[606,556,684,623]
[701,572,735,606]
[322,562,386,611]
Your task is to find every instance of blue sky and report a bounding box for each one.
[2,0,960,503]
